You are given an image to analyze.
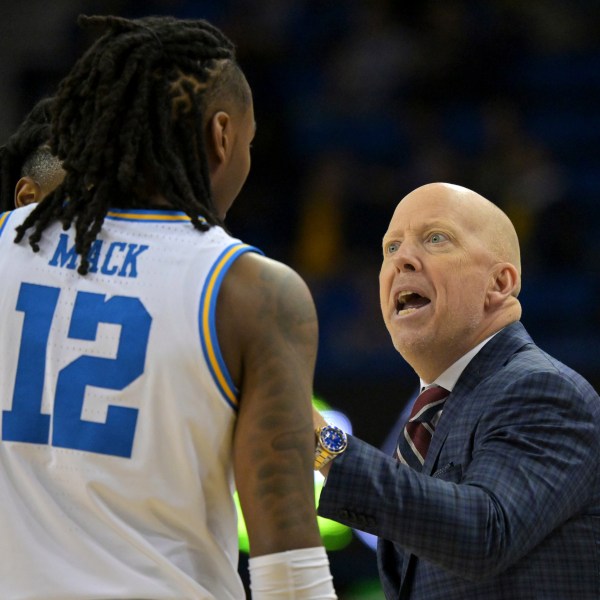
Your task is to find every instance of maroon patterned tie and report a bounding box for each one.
[395,386,450,471]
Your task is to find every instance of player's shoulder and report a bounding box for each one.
[229,251,312,297]
[216,251,318,386]
[221,251,316,330]
[0,204,36,242]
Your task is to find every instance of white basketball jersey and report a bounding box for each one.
[0,205,259,599]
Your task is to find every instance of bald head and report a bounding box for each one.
[404,183,521,294]
[380,182,523,381]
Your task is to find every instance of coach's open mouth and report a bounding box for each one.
[396,290,431,315]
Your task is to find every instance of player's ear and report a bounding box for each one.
[206,110,231,166]
[14,177,42,207]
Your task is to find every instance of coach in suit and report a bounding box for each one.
[315,182,600,599]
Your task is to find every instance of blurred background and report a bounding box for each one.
[2,0,599,597]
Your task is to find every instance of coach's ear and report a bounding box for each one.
[485,262,520,309]
[14,176,42,207]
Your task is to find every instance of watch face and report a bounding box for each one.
[321,426,347,453]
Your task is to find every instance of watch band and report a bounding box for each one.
[314,446,335,470]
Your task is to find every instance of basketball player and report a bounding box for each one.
[0,96,64,211]
[0,15,336,599]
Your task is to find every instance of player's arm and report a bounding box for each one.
[218,252,320,553]
[217,252,336,597]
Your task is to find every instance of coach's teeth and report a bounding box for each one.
[396,291,430,313]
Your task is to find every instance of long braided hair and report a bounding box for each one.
[14,14,250,274]
[0,96,54,212]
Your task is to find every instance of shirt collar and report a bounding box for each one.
[420,331,500,393]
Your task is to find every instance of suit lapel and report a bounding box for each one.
[423,321,534,475]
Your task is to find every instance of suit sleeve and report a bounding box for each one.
[317,370,600,580]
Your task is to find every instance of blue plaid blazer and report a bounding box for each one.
[318,322,600,599]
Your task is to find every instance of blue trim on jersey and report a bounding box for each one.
[199,242,264,410]
[0,210,13,238]
[105,208,207,224]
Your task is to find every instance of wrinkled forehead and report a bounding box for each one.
[386,191,481,235]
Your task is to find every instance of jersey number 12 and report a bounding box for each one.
[2,282,152,458]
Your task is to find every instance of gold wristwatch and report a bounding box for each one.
[314,425,348,470]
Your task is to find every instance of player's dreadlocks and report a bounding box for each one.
[0,97,55,212]
[14,14,251,274]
